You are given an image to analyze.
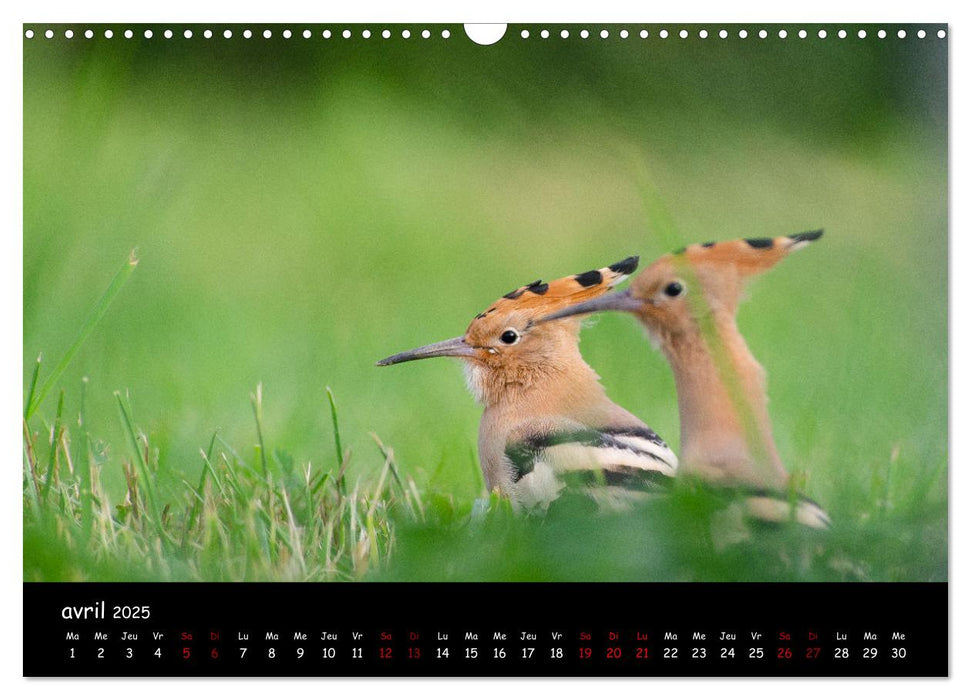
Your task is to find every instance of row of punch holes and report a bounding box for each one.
[24,26,947,41]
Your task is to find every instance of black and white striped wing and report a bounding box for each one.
[504,424,678,511]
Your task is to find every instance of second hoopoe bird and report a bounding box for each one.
[543,231,830,528]
[377,258,678,512]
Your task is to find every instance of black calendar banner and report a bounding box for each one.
[24,582,947,677]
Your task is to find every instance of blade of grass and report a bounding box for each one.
[280,487,306,576]
[303,461,316,529]
[370,433,404,491]
[326,387,346,497]
[76,377,94,542]
[468,445,484,494]
[182,432,221,549]
[630,153,683,252]
[200,441,225,498]
[114,390,164,537]
[121,460,140,521]
[310,467,331,496]
[22,418,41,502]
[27,250,138,420]
[251,383,269,477]
[335,449,352,505]
[213,440,247,497]
[42,390,66,503]
[58,431,74,476]
[215,435,250,471]
[24,353,42,418]
[367,455,392,521]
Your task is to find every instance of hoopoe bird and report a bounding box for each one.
[542,231,830,528]
[377,258,678,512]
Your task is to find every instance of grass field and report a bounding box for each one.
[23,26,947,582]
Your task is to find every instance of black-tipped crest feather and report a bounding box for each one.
[608,256,639,275]
[789,229,824,243]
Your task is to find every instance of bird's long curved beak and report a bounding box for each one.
[539,289,643,324]
[376,336,476,366]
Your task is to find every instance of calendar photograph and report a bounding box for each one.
[22,22,947,677]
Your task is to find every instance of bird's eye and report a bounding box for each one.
[664,281,684,298]
[500,329,520,345]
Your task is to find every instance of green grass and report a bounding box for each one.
[24,375,413,581]
[23,29,947,582]
[22,375,945,582]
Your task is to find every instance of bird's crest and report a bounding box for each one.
[469,255,638,328]
[667,230,823,278]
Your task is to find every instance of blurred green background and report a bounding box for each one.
[24,24,947,580]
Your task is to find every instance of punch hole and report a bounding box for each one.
[897,30,906,38]
[838,29,847,39]
[858,29,866,38]
[679,29,688,39]
[719,29,728,39]
[223,29,232,39]
[422,29,430,39]
[699,30,708,39]
[65,29,74,39]
[343,29,351,39]
[164,29,173,39]
[620,29,629,39]
[582,29,590,39]
[541,29,549,39]
[878,30,886,38]
[363,30,372,39]
[464,24,506,46]
[282,29,291,39]
[104,29,113,38]
[739,29,748,39]
[185,29,193,39]
[302,29,311,39]
[263,29,271,38]
[442,29,451,39]
[243,29,252,39]
[125,29,133,39]
[600,29,609,39]
[778,29,787,38]
[639,29,648,38]
[45,29,53,39]
[659,29,668,38]
[204,29,213,39]
[798,29,807,39]
[560,29,569,39]
[818,29,827,39]
[382,29,391,39]
[402,29,411,39]
[520,29,529,39]
[758,29,767,39]
[322,30,331,39]
[144,29,152,39]
[918,29,926,38]
[937,29,946,38]
[25,29,33,39]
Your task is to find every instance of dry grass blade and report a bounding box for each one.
[23,418,41,500]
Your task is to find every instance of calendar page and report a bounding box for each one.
[22,22,947,677]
